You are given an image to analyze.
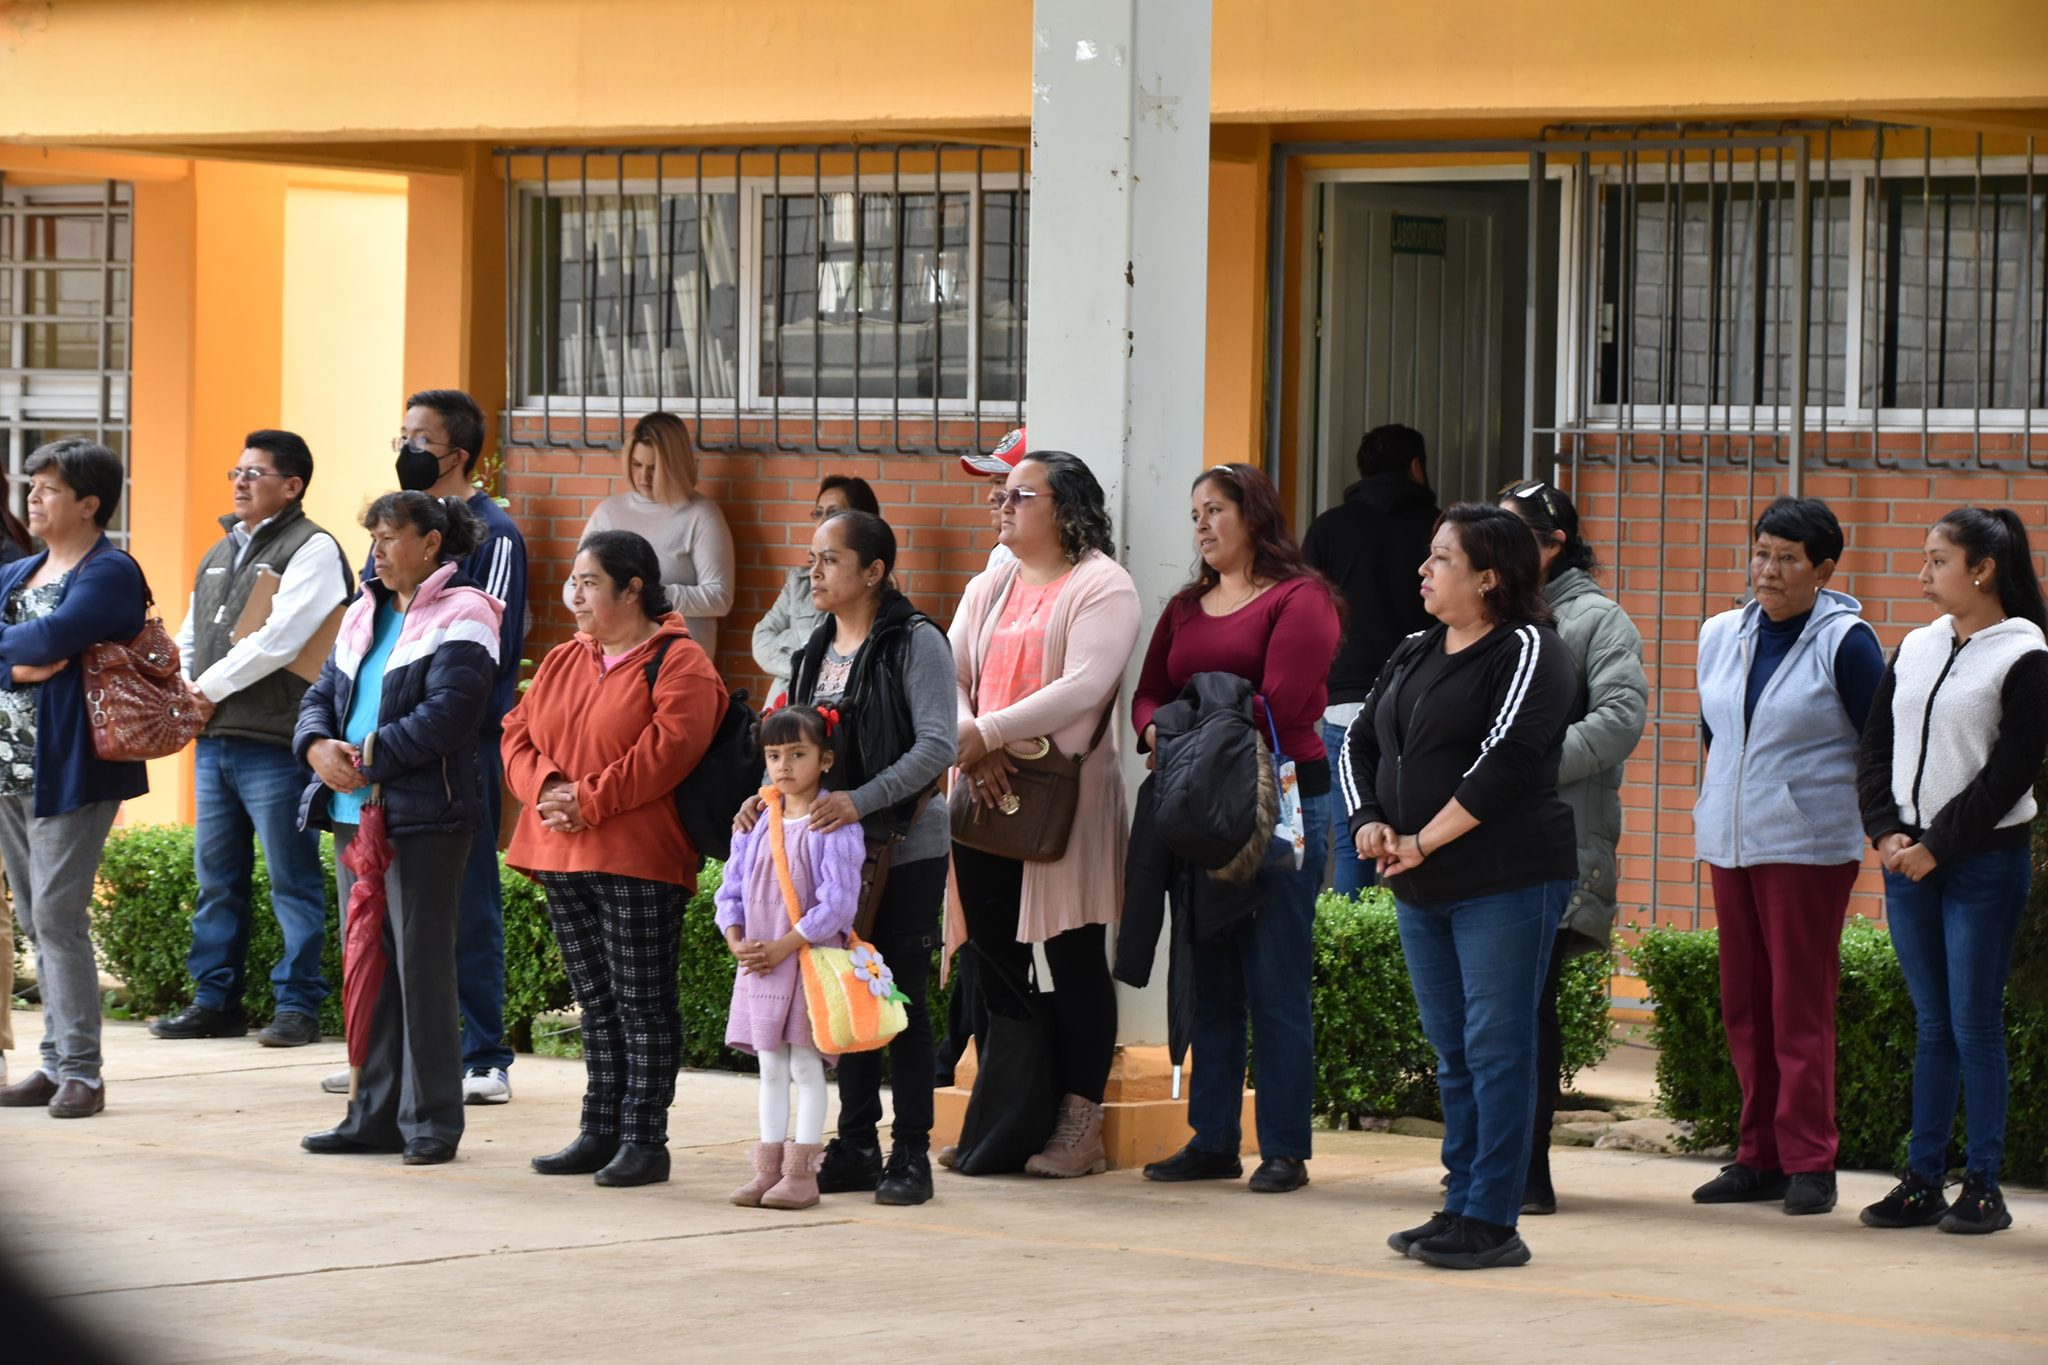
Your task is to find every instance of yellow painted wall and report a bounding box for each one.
[0,0,2042,144]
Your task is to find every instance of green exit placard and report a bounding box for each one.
[1391,214,1447,256]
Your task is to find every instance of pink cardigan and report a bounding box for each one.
[948,549,1143,946]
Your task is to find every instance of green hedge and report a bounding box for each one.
[1633,918,2048,1184]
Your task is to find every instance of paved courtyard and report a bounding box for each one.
[3,1015,2044,1363]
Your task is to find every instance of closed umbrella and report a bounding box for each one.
[337,735,392,1101]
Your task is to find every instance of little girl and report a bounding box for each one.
[717,703,867,1210]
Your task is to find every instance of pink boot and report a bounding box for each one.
[761,1141,824,1210]
[730,1141,785,1207]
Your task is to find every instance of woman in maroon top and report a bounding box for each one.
[1130,463,1342,1194]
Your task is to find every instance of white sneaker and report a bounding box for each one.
[320,1069,350,1095]
[462,1067,511,1105]
[0,1052,8,1086]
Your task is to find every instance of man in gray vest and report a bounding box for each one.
[151,430,354,1047]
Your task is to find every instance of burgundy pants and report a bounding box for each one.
[1708,862,1860,1174]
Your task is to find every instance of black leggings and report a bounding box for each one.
[833,855,946,1153]
[952,841,1117,1105]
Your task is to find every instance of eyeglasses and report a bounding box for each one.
[390,436,454,453]
[986,488,1046,511]
[226,468,282,484]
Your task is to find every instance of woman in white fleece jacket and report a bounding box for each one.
[1856,506,2048,1238]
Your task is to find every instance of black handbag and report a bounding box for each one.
[950,944,1060,1176]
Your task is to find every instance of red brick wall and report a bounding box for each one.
[1565,434,2048,966]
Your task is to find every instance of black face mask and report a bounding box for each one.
[395,443,445,492]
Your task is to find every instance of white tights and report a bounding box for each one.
[757,1044,827,1145]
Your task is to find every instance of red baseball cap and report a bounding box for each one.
[959,426,1027,477]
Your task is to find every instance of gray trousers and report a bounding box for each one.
[333,824,469,1149]
[0,795,119,1081]
[0,847,14,1053]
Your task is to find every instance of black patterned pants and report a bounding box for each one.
[536,872,688,1146]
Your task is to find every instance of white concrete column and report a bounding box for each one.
[1027,0,1211,1046]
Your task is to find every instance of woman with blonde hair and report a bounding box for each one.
[577,411,734,655]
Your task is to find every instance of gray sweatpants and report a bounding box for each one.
[0,795,120,1082]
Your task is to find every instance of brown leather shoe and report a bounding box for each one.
[48,1079,105,1119]
[0,1071,58,1107]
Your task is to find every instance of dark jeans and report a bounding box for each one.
[834,854,947,1153]
[188,737,330,1017]
[457,738,511,1073]
[1396,877,1571,1228]
[1526,933,1569,1197]
[1321,721,1377,897]
[1884,846,2031,1182]
[1188,790,1331,1160]
[954,841,1117,1105]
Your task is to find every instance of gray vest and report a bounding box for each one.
[1693,589,1871,868]
[191,501,352,746]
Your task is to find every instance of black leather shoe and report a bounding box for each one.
[1691,1162,1788,1204]
[302,1128,392,1155]
[594,1142,670,1187]
[402,1138,458,1166]
[1142,1145,1243,1182]
[532,1132,620,1175]
[1248,1156,1309,1193]
[817,1137,883,1193]
[256,1011,320,1047]
[150,1002,248,1039]
[875,1146,934,1206]
[1782,1170,1837,1215]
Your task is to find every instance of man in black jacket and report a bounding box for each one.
[1302,424,1438,894]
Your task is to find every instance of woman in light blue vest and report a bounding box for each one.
[1691,497,1883,1218]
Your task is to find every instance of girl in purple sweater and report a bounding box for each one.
[716,704,866,1210]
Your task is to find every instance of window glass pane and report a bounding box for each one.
[24,323,101,370]
[19,211,116,262]
[25,267,105,318]
[980,190,1028,402]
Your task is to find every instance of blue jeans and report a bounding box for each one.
[458,737,511,1072]
[1884,846,2031,1182]
[188,737,330,1017]
[1189,789,1330,1161]
[1396,878,1571,1228]
[1321,721,1376,897]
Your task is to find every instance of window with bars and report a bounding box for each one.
[0,178,131,539]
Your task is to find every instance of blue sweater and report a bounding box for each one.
[0,537,149,817]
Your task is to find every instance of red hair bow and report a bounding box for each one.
[818,706,840,736]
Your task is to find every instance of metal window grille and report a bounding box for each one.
[498,144,1028,454]
[0,176,132,541]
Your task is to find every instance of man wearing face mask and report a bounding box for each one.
[323,388,529,1105]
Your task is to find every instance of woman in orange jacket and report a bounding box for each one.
[502,529,728,1189]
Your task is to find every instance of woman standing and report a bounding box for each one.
[0,440,148,1119]
[1130,463,1341,1195]
[1346,504,1578,1270]
[504,530,729,1188]
[1498,481,1647,1215]
[739,509,956,1206]
[949,451,1141,1179]
[1856,508,2048,1236]
[579,411,734,655]
[1692,497,1883,1216]
[295,492,502,1165]
[752,475,880,706]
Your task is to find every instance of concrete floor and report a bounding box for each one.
[2,1018,2043,1363]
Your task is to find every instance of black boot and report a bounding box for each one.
[874,1146,934,1206]
[594,1142,671,1188]
[817,1137,883,1193]
[1859,1169,1949,1228]
[532,1132,620,1176]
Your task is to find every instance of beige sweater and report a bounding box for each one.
[580,491,734,657]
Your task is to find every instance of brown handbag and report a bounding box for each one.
[82,554,205,762]
[948,702,1113,863]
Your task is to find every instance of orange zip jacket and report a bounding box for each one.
[502,614,728,888]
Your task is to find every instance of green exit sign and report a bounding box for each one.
[1391,214,1447,256]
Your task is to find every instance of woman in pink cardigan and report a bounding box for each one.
[947,450,1142,1179]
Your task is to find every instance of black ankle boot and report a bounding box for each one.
[532,1132,620,1176]
[817,1137,883,1193]
[594,1142,671,1188]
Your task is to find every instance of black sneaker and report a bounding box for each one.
[817,1137,882,1194]
[257,1011,320,1048]
[1860,1170,1950,1228]
[1691,1162,1788,1204]
[1521,1184,1558,1217]
[1938,1172,2013,1235]
[1783,1171,1837,1215]
[1387,1210,1458,1256]
[874,1146,934,1206]
[149,1003,248,1039]
[1142,1145,1243,1182]
[1411,1216,1532,1270]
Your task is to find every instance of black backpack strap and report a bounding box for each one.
[642,635,676,696]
